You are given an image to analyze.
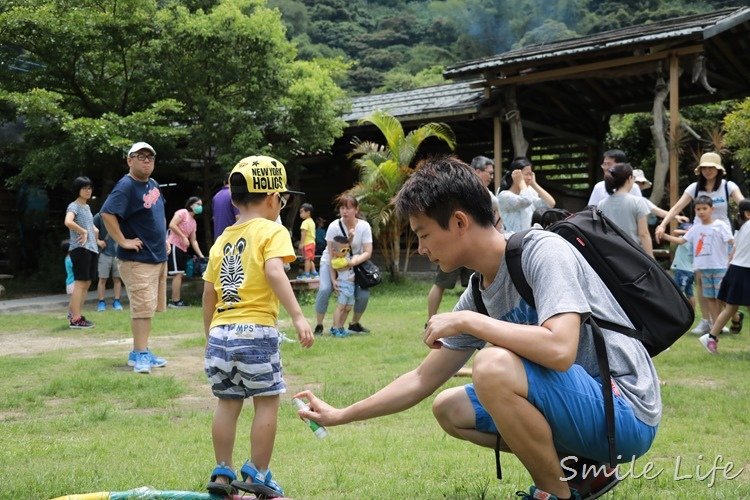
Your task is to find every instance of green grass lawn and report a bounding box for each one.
[0,280,748,499]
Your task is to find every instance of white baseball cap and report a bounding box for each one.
[127,141,156,156]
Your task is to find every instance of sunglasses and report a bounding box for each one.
[276,193,290,209]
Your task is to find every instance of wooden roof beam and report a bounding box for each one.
[703,71,745,91]
[710,38,750,84]
[527,83,601,125]
[521,119,597,145]
[474,45,705,88]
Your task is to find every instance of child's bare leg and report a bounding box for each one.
[212,398,244,471]
[305,259,313,274]
[695,273,709,322]
[70,280,90,318]
[171,272,183,302]
[79,280,90,313]
[340,304,352,328]
[709,304,739,337]
[706,298,723,328]
[249,395,280,471]
[333,303,345,328]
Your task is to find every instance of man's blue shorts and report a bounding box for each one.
[465,359,657,463]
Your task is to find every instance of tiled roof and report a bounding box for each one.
[445,7,750,78]
[343,81,486,124]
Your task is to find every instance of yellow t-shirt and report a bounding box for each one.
[204,218,295,328]
[300,217,315,246]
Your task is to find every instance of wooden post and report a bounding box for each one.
[668,55,680,229]
[494,115,502,192]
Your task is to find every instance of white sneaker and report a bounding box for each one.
[691,319,710,335]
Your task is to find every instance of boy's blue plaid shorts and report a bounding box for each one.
[205,323,285,399]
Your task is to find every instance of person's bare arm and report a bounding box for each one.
[349,242,373,267]
[64,211,87,246]
[424,310,581,372]
[202,281,217,339]
[265,257,313,348]
[529,172,556,208]
[189,232,205,259]
[655,192,693,242]
[295,346,471,426]
[637,215,653,257]
[660,232,687,245]
[101,212,143,251]
[731,185,746,204]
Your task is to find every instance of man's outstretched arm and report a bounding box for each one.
[295,346,472,426]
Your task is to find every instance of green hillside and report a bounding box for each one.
[270,0,749,95]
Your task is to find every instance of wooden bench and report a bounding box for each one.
[289,278,320,291]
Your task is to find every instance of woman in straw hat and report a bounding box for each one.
[655,152,745,335]
[655,152,744,235]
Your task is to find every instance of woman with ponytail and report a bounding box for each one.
[597,163,653,256]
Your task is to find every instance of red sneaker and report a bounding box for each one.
[69,316,94,329]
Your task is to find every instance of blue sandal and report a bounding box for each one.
[207,463,236,497]
[231,461,284,498]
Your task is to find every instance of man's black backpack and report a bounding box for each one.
[472,207,694,475]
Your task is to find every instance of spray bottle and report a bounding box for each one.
[292,398,329,439]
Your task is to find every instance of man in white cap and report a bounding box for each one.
[101,142,169,374]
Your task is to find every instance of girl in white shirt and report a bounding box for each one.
[704,199,750,352]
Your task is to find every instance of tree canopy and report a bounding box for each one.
[0,0,346,190]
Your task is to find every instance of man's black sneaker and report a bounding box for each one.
[565,456,620,499]
[348,322,370,333]
[313,324,324,335]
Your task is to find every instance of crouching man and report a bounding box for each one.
[296,156,660,499]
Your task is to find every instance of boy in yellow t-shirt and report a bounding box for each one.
[202,155,314,499]
[297,203,318,279]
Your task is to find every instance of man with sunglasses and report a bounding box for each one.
[101,142,169,374]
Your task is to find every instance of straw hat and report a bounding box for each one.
[694,152,725,175]
[632,169,652,189]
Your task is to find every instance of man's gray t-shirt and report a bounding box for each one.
[441,231,661,427]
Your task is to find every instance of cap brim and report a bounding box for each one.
[283,189,305,196]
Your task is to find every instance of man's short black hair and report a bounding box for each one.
[603,149,628,163]
[395,155,494,229]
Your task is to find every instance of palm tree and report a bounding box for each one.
[348,110,456,280]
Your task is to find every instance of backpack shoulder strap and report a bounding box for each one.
[505,229,535,307]
[470,272,488,316]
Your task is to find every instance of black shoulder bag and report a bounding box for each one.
[338,219,382,289]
